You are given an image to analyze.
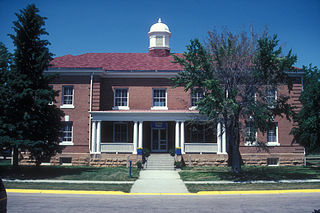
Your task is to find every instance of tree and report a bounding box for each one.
[291,65,320,154]
[0,4,64,167]
[172,28,297,173]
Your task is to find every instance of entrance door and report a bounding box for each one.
[151,124,168,152]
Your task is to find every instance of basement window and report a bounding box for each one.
[267,158,279,166]
[60,157,72,166]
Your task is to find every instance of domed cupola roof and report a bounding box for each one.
[148,18,171,34]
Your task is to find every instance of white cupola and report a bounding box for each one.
[148,18,171,56]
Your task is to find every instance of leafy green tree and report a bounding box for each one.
[172,29,297,172]
[291,65,320,154]
[0,4,64,167]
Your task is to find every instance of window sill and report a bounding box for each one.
[60,105,75,109]
[189,106,198,111]
[267,142,280,146]
[244,141,258,146]
[112,106,130,110]
[151,106,168,110]
[59,142,74,146]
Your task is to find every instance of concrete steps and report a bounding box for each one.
[145,153,174,170]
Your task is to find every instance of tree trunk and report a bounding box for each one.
[231,143,241,173]
[12,147,19,169]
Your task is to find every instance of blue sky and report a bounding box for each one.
[0,0,319,68]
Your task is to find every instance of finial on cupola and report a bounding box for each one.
[158,18,162,23]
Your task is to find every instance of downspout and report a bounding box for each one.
[89,72,94,153]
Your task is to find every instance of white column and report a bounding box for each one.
[133,121,138,154]
[222,123,227,154]
[91,121,97,153]
[217,122,222,154]
[96,121,101,153]
[175,121,180,148]
[138,121,143,148]
[180,121,185,154]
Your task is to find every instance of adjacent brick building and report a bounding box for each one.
[40,19,305,167]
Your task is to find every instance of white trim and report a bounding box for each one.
[59,141,74,146]
[61,86,74,108]
[267,122,279,146]
[60,105,75,109]
[60,121,73,145]
[113,88,129,109]
[90,111,203,122]
[152,88,167,108]
[112,106,130,110]
[151,106,168,110]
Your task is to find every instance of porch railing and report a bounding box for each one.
[184,143,218,154]
[100,142,134,153]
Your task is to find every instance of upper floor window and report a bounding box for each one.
[267,122,279,146]
[152,89,167,109]
[61,86,74,108]
[191,88,204,107]
[266,87,276,108]
[113,122,128,143]
[60,121,73,145]
[114,88,129,110]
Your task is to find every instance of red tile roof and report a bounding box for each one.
[50,53,183,71]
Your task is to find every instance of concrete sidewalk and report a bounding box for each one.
[130,170,189,193]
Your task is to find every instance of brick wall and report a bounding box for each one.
[100,78,190,110]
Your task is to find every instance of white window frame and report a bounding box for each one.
[266,86,277,108]
[151,88,168,110]
[267,122,279,146]
[155,36,164,47]
[113,122,128,143]
[244,121,258,146]
[60,121,74,145]
[113,88,129,110]
[190,124,206,143]
[189,88,204,110]
[61,86,75,109]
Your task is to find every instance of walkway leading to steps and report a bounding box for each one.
[130,153,189,193]
[130,170,189,193]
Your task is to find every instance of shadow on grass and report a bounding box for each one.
[180,166,320,181]
[0,165,139,181]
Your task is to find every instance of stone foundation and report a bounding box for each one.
[19,152,304,167]
[181,153,305,167]
[19,152,141,167]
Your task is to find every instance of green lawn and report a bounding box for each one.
[4,182,132,192]
[179,166,320,181]
[0,165,139,181]
[186,183,320,193]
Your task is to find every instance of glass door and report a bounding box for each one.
[151,127,168,152]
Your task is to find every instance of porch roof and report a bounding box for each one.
[90,110,206,121]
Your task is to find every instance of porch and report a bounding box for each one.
[89,111,227,155]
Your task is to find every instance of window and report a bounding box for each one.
[60,122,73,145]
[156,36,163,46]
[61,86,74,108]
[114,88,128,109]
[60,157,72,165]
[113,122,128,142]
[266,87,276,108]
[245,121,257,145]
[267,122,279,145]
[190,124,205,143]
[152,89,167,108]
[191,88,204,107]
[267,158,279,166]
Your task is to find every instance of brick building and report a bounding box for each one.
[42,19,305,166]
